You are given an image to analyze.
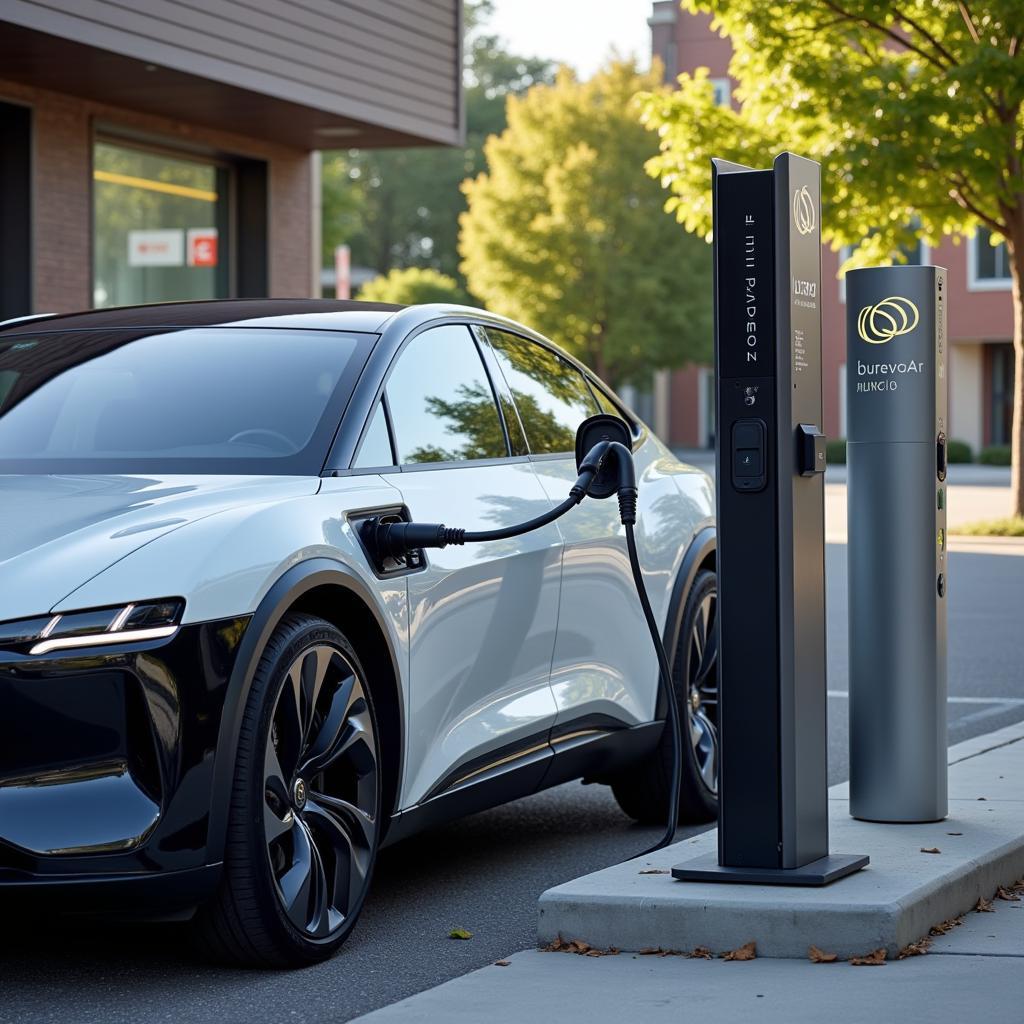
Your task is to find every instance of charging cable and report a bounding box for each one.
[365,438,682,855]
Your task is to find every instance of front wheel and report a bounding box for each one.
[194,614,382,967]
[611,568,719,826]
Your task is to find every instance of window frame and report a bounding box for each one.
[350,395,398,472]
[91,130,235,308]
[968,229,1012,292]
[479,325,641,460]
[356,322,519,473]
[338,316,643,476]
[838,237,931,303]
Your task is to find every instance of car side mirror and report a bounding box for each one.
[575,414,632,499]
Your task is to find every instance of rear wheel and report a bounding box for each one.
[611,568,719,826]
[194,614,381,967]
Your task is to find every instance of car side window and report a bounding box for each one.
[386,325,508,464]
[485,329,598,455]
[589,379,625,419]
[352,400,394,469]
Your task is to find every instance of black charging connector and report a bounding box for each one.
[364,417,684,855]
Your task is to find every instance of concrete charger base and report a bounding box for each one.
[537,723,1024,959]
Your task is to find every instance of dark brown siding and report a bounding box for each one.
[2,0,462,145]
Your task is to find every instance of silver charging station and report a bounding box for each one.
[846,265,949,823]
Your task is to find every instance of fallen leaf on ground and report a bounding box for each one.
[688,946,714,960]
[721,942,757,961]
[975,898,995,913]
[494,960,510,967]
[897,938,931,959]
[946,832,963,836]
[996,887,1021,902]
[849,948,887,966]
[920,847,941,854]
[449,928,473,940]
[541,936,617,956]
[638,869,670,875]
[929,916,964,936]
[808,945,838,963]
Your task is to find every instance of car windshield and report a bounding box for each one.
[0,327,373,475]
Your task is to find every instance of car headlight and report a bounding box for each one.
[0,599,185,655]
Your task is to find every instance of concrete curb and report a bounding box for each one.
[538,722,1024,959]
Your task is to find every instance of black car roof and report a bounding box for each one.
[0,299,406,336]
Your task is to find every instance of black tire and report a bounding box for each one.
[611,569,719,826]
[194,613,382,967]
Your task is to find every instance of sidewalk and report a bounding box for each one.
[355,905,1023,1024]
[357,724,1024,1023]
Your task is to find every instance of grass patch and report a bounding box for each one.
[979,445,1011,466]
[951,517,1024,537]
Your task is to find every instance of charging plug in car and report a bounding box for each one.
[365,415,683,854]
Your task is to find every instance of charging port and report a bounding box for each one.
[350,508,425,577]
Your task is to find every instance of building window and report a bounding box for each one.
[710,77,731,107]
[838,234,929,302]
[968,228,1012,291]
[92,139,230,308]
[988,342,1014,446]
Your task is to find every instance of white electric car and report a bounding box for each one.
[0,299,716,966]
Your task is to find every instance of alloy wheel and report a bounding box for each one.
[687,589,719,795]
[263,643,379,940]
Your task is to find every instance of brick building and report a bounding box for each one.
[650,1,1014,456]
[0,2,462,318]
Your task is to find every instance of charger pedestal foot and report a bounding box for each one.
[672,853,869,887]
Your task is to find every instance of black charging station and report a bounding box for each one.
[673,153,868,886]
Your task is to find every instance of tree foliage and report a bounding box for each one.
[459,61,713,385]
[640,1,1024,512]
[321,1,555,279]
[358,267,472,306]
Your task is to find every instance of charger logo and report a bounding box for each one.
[792,185,816,235]
[857,295,920,345]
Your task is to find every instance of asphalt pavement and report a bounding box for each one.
[1,498,1021,1023]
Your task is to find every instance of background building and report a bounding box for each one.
[0,1,462,318]
[650,0,1014,456]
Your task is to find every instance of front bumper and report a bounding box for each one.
[0,615,249,905]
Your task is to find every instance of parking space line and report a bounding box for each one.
[827,691,1024,706]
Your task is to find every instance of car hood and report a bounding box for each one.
[0,474,319,621]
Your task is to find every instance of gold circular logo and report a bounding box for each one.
[793,185,816,236]
[857,295,920,344]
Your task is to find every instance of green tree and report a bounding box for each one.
[321,0,555,280]
[358,267,473,306]
[641,0,1024,514]
[459,61,713,386]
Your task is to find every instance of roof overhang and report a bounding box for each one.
[0,22,462,150]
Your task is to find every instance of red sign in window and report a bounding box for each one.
[187,228,218,268]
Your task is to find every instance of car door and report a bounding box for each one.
[374,323,563,809]
[482,327,680,731]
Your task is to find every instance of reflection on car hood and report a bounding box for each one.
[0,474,319,621]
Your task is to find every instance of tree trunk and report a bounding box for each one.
[1011,240,1024,518]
